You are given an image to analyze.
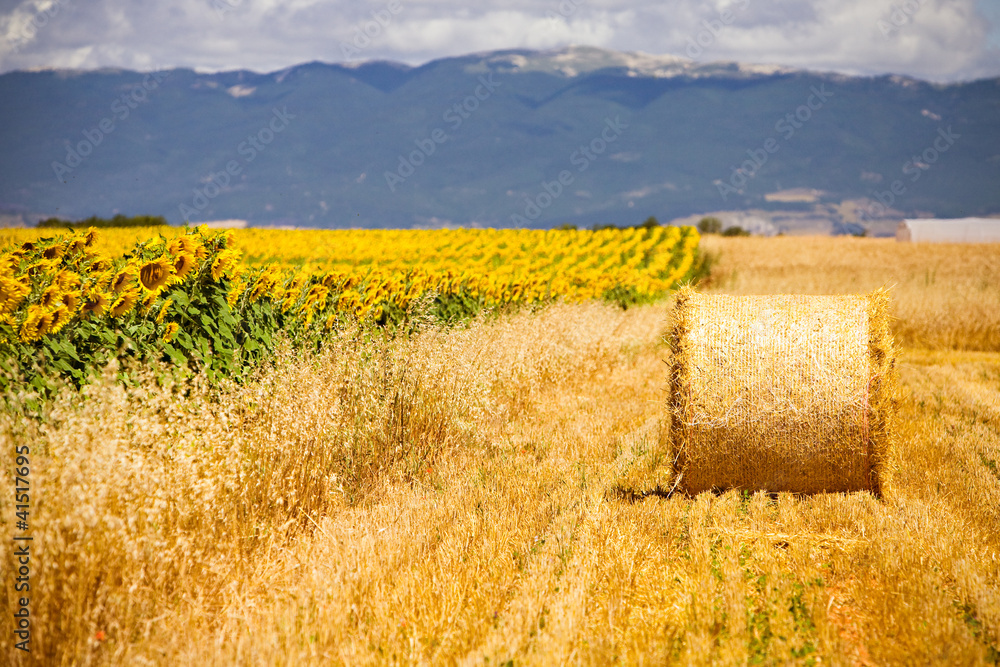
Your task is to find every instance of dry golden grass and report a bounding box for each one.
[700,235,1000,351]
[2,237,999,665]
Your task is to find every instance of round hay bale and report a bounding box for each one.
[668,288,897,495]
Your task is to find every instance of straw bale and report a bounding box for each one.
[669,288,897,495]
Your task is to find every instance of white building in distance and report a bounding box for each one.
[897,218,1000,243]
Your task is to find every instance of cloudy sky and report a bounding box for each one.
[1,0,999,82]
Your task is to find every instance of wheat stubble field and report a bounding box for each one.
[3,236,999,665]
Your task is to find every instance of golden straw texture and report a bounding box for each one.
[669,288,897,495]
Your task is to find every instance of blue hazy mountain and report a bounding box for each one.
[1,46,997,230]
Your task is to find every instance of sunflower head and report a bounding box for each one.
[63,290,82,313]
[48,305,72,335]
[172,252,197,281]
[280,287,301,313]
[139,257,174,291]
[321,271,344,288]
[68,236,87,255]
[81,291,109,318]
[210,248,240,282]
[227,277,247,308]
[248,279,269,304]
[162,322,180,343]
[84,227,99,247]
[55,269,81,291]
[27,259,58,277]
[19,306,52,343]
[0,253,18,276]
[40,284,62,309]
[42,243,65,260]
[109,288,140,318]
[302,284,329,311]
[140,288,161,314]
[155,298,173,323]
[0,277,30,315]
[110,265,138,293]
[87,254,112,273]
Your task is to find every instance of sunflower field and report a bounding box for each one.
[0,224,701,394]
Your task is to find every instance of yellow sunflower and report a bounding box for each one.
[210,248,240,281]
[63,290,82,313]
[26,259,58,277]
[0,277,30,315]
[86,254,112,273]
[140,288,161,314]
[300,303,315,327]
[321,271,345,288]
[81,291,109,318]
[41,244,65,260]
[0,253,19,277]
[247,280,269,303]
[280,287,300,313]
[162,322,180,343]
[249,267,286,302]
[55,270,82,291]
[302,284,329,310]
[139,257,174,291]
[40,284,62,309]
[110,265,138,293]
[173,234,197,254]
[109,288,140,318]
[172,252,197,280]
[48,305,72,335]
[156,298,173,323]
[19,306,52,343]
[68,236,87,254]
[227,276,246,308]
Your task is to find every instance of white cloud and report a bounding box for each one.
[0,0,997,81]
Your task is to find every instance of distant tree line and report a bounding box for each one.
[37,214,168,229]
[556,216,665,232]
[554,216,751,236]
[696,216,749,236]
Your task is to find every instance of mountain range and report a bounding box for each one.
[1,46,998,234]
